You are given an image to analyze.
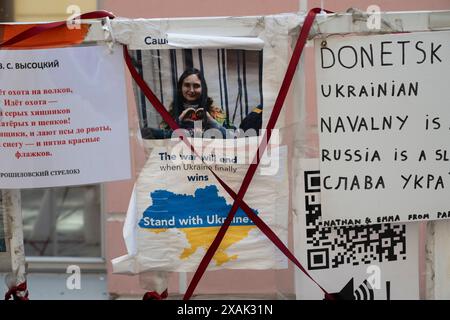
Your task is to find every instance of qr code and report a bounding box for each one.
[304,170,407,270]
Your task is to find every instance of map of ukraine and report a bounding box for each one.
[139,185,258,266]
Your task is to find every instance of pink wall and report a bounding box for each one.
[99,0,298,18]
[102,0,450,298]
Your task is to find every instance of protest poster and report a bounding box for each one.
[294,159,420,300]
[316,31,450,225]
[112,14,300,272]
[113,145,288,272]
[0,45,131,188]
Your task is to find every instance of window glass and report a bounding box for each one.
[21,185,101,257]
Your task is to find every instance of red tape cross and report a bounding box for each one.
[0,8,333,300]
[123,8,333,300]
[4,281,29,301]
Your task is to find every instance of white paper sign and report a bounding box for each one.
[294,159,420,300]
[113,143,288,272]
[0,45,131,188]
[316,31,450,225]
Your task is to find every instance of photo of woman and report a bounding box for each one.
[131,48,264,139]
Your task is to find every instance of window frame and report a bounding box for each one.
[25,184,106,273]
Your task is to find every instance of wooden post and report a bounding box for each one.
[425,222,435,299]
[303,10,450,300]
[3,190,27,298]
[0,0,14,23]
[426,220,450,299]
[0,192,12,272]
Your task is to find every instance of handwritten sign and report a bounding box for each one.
[316,31,450,225]
[0,45,131,188]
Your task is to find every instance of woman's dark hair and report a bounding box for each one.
[173,68,213,123]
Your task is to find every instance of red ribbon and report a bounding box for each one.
[0,11,115,47]
[142,289,168,300]
[4,281,29,300]
[0,8,334,300]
